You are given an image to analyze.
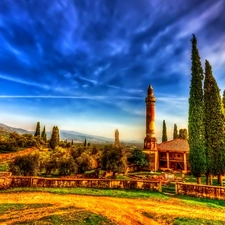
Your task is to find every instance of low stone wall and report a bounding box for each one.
[0,176,162,192]
[0,177,11,189]
[176,182,225,200]
[0,172,12,177]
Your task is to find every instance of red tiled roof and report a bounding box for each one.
[157,138,189,152]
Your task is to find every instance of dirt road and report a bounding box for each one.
[0,192,225,224]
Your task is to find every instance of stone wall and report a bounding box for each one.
[0,176,162,192]
[0,172,12,177]
[176,182,225,200]
[0,177,11,189]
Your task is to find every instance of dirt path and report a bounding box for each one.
[0,192,225,225]
[0,148,35,163]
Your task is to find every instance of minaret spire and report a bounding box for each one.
[145,85,156,138]
[143,85,158,171]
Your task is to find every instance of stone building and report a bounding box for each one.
[157,139,189,171]
[143,85,189,172]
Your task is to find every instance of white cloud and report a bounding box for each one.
[177,1,224,38]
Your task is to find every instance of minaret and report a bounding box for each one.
[145,85,156,139]
[143,85,158,171]
[115,129,120,147]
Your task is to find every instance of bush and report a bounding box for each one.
[9,153,39,176]
[58,157,77,176]
[101,145,127,176]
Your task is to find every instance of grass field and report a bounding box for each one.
[0,187,169,199]
[2,187,225,209]
[0,189,225,224]
[0,203,114,225]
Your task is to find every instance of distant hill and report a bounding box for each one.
[59,130,114,143]
[0,123,142,144]
[0,123,29,134]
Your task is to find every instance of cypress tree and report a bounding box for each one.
[173,124,178,139]
[56,126,60,145]
[188,34,206,184]
[34,122,40,136]
[84,138,87,147]
[49,126,60,149]
[162,120,167,142]
[204,60,225,185]
[41,126,47,142]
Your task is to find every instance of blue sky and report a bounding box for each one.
[0,0,225,141]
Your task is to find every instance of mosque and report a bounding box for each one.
[143,86,190,172]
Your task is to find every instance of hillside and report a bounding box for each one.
[0,123,28,134]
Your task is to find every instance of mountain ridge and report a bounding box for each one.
[0,122,142,143]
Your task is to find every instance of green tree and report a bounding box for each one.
[76,152,93,173]
[34,122,41,137]
[41,126,47,142]
[188,34,206,184]
[58,157,78,176]
[162,120,167,142]
[9,153,39,176]
[204,60,225,185]
[71,147,83,159]
[178,129,188,140]
[101,145,127,177]
[22,134,36,148]
[84,138,87,147]
[49,126,60,149]
[173,124,178,139]
[130,149,148,170]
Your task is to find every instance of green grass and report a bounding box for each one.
[115,174,131,179]
[0,187,169,199]
[17,209,114,225]
[0,203,51,214]
[0,204,114,225]
[176,195,225,209]
[143,212,225,225]
[162,182,176,193]
[173,217,225,225]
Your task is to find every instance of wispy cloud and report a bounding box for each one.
[0,74,49,90]
[0,95,143,100]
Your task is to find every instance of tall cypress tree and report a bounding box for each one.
[162,120,167,142]
[56,126,60,145]
[173,124,178,139]
[34,122,40,136]
[41,126,47,142]
[204,60,225,185]
[49,126,60,149]
[188,34,206,184]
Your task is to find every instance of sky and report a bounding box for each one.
[0,0,225,142]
